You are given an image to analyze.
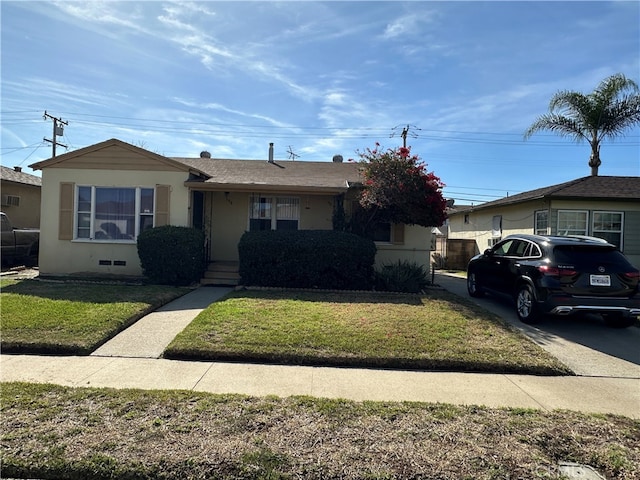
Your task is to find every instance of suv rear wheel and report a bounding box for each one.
[467,271,484,298]
[516,284,539,324]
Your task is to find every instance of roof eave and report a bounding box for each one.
[184,181,350,194]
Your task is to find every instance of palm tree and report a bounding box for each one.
[524,73,640,176]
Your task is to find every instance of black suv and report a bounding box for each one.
[466,234,640,327]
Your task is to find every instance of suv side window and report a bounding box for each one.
[493,240,513,256]
[529,243,542,258]
[509,240,529,257]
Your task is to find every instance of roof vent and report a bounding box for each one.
[200,151,211,159]
[13,166,22,172]
[268,143,274,163]
[332,154,344,163]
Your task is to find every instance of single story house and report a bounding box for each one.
[0,165,42,229]
[447,176,640,268]
[29,138,436,283]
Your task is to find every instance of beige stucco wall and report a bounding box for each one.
[1,182,41,228]
[207,191,249,262]
[206,192,339,262]
[39,168,190,277]
[206,191,434,273]
[448,202,541,253]
[375,224,433,271]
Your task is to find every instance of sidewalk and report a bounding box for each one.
[2,284,639,418]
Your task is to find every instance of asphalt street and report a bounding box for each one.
[434,272,640,379]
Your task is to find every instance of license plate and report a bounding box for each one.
[590,274,611,286]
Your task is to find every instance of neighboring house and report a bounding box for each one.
[432,203,475,270]
[29,138,435,282]
[0,165,42,229]
[447,176,640,268]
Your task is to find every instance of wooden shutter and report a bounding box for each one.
[392,223,405,245]
[155,185,170,226]
[59,182,74,240]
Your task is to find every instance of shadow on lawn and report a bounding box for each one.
[232,287,436,306]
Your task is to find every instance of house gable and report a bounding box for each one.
[29,138,197,173]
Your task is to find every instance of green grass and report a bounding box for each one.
[165,289,570,375]
[1,279,569,375]
[2,382,638,480]
[0,278,189,354]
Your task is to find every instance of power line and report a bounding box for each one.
[2,111,639,146]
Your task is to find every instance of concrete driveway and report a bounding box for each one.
[434,272,640,379]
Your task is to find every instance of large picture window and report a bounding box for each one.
[557,210,588,236]
[76,186,155,241]
[593,211,623,248]
[249,196,299,231]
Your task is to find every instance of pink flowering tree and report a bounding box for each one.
[351,143,447,234]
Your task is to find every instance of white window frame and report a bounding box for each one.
[592,211,624,249]
[248,195,300,231]
[491,215,502,238]
[74,186,155,242]
[534,210,548,235]
[557,210,588,236]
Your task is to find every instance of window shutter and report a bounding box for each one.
[392,223,405,245]
[59,182,74,240]
[155,185,170,226]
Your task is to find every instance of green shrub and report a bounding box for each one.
[375,260,429,293]
[238,230,376,290]
[137,226,206,286]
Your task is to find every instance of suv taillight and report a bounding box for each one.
[538,265,577,277]
[623,271,640,280]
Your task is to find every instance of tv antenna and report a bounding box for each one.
[287,146,300,161]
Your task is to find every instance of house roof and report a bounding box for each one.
[27,138,362,194]
[176,157,362,193]
[452,176,640,214]
[0,165,42,187]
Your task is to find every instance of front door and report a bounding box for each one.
[192,191,204,231]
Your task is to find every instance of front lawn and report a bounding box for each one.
[165,289,570,375]
[2,383,638,480]
[0,279,189,354]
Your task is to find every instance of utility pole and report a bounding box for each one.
[401,125,409,148]
[43,111,68,158]
[391,124,420,148]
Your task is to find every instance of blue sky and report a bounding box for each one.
[2,1,639,204]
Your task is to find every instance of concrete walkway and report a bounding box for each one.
[2,283,639,418]
[92,286,232,358]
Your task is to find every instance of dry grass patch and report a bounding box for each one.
[2,383,638,480]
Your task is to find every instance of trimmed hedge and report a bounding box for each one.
[137,226,206,286]
[238,230,376,290]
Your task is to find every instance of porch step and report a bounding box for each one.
[201,261,240,286]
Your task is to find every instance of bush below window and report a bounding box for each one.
[238,230,376,290]
[375,260,429,293]
[137,226,206,286]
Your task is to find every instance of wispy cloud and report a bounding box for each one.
[171,97,294,129]
[380,10,439,40]
[52,0,151,36]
